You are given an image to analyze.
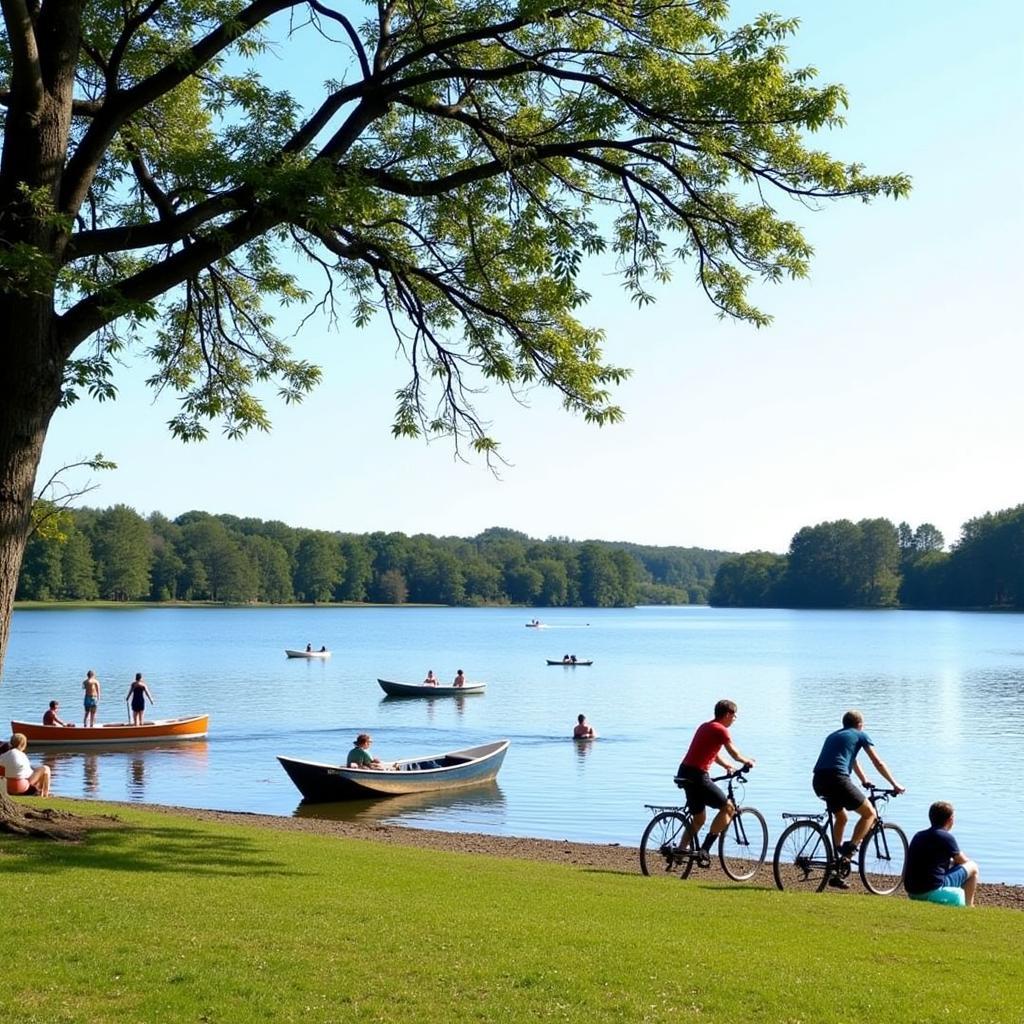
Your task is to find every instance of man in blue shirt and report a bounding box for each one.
[812,709,904,889]
[905,801,979,906]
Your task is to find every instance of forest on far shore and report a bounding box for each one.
[709,504,1023,610]
[17,509,730,608]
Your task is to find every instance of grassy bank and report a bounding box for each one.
[1,802,1020,1024]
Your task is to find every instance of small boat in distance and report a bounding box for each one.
[11,715,209,746]
[377,678,485,697]
[285,648,331,659]
[525,620,546,628]
[546,659,594,666]
[277,739,510,802]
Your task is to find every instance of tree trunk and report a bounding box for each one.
[0,304,63,681]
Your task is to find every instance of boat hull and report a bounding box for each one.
[377,678,485,697]
[11,715,209,746]
[545,660,593,666]
[277,740,509,802]
[285,649,331,659]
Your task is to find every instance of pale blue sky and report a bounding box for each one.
[38,1,1023,553]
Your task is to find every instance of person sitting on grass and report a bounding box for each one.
[905,801,979,907]
[0,733,52,796]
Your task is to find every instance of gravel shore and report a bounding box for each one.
[117,802,1023,911]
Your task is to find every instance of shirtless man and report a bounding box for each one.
[43,700,73,727]
[82,670,101,727]
[573,714,596,739]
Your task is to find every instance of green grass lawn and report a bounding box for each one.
[0,802,1020,1024]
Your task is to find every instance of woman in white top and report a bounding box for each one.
[0,733,51,796]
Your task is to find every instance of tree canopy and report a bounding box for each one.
[709,505,1024,610]
[1,0,909,679]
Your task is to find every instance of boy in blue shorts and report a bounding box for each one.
[905,801,979,906]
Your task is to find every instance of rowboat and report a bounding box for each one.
[546,659,594,666]
[10,715,209,746]
[377,678,485,697]
[525,622,546,628]
[277,739,510,802]
[285,649,331,659]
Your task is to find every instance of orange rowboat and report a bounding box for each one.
[10,715,209,746]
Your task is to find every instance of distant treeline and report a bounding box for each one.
[709,505,1024,610]
[17,509,732,607]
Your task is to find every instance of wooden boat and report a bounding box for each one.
[377,678,485,697]
[285,648,331,659]
[546,659,594,666]
[277,739,510,802]
[10,715,209,746]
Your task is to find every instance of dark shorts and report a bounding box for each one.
[84,696,98,710]
[812,771,865,812]
[942,865,969,889]
[676,764,727,814]
[131,699,145,712]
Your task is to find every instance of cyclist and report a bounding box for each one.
[905,801,979,906]
[812,709,904,888]
[676,699,755,867]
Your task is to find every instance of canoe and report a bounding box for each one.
[377,678,485,697]
[277,739,510,802]
[10,715,209,746]
[285,649,331,659]
[546,659,594,666]
[525,622,546,628]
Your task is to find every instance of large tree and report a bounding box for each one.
[0,0,909,681]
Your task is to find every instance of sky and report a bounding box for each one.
[35,1,1024,555]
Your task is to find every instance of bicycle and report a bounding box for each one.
[640,766,768,881]
[772,785,907,895]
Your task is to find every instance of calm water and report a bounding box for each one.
[4,606,1023,883]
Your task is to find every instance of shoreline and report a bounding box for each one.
[86,799,1024,910]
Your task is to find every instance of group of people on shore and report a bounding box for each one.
[678,699,980,906]
[44,670,156,729]
[421,669,467,687]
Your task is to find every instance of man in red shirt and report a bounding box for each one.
[677,699,756,866]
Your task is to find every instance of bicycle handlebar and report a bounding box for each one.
[867,785,901,797]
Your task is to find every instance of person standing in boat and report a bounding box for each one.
[82,669,101,727]
[573,714,596,739]
[452,669,466,688]
[423,670,439,686]
[0,734,52,796]
[43,700,74,727]
[347,734,383,769]
[125,673,155,726]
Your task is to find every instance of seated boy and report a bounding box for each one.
[904,800,979,907]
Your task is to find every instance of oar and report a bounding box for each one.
[125,695,132,724]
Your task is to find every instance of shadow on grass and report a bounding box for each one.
[0,821,302,879]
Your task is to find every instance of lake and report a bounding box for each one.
[4,605,1023,883]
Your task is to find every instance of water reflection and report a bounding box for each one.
[83,755,99,795]
[293,782,506,828]
[128,757,146,798]
[42,740,210,801]
[574,737,594,764]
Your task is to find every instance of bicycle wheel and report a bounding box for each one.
[640,811,696,878]
[859,822,908,895]
[718,806,769,881]
[773,820,833,892]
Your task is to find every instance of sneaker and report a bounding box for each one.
[838,841,858,859]
[827,875,850,890]
[696,850,711,868]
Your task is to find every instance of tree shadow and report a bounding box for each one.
[0,821,302,878]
